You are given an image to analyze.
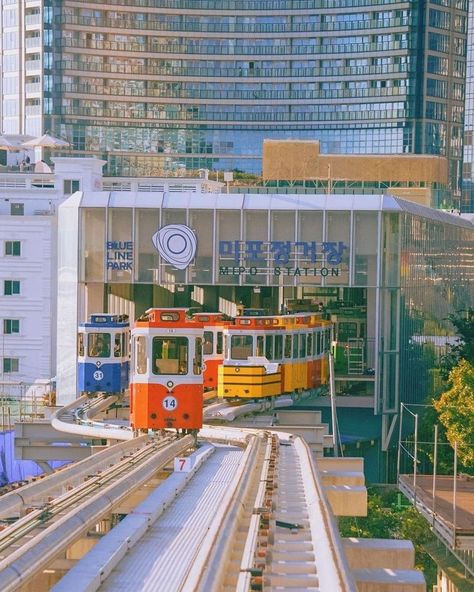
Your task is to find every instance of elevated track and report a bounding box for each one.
[0,395,425,591]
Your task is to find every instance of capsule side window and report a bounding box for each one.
[299,334,306,358]
[203,331,213,355]
[324,329,330,353]
[77,333,84,357]
[275,334,283,360]
[216,332,223,354]
[114,333,122,357]
[194,337,202,375]
[135,336,147,374]
[122,331,128,357]
[307,332,313,356]
[292,334,299,358]
[265,335,274,360]
[257,335,264,357]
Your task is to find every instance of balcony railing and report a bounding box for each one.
[25,37,42,49]
[61,83,409,102]
[25,105,42,116]
[25,82,42,94]
[59,13,410,34]
[56,105,407,123]
[25,60,41,72]
[25,14,41,27]
[53,0,407,12]
[0,172,56,192]
[59,41,410,77]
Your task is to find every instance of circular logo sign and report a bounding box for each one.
[151,224,197,270]
[162,396,178,411]
[93,370,104,381]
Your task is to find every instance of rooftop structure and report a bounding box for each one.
[262,140,452,209]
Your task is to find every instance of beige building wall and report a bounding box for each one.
[262,140,449,207]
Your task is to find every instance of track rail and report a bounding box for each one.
[61,427,356,592]
[52,394,133,440]
[193,431,356,592]
[0,437,172,557]
[0,435,152,520]
[0,393,357,590]
[0,436,195,592]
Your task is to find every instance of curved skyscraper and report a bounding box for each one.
[1,1,468,204]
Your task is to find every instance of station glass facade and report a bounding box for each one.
[57,192,474,457]
[46,0,468,203]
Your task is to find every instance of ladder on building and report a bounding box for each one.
[347,338,365,374]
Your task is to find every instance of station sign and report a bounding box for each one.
[104,224,349,278]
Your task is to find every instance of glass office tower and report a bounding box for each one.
[463,1,474,212]
[1,1,468,206]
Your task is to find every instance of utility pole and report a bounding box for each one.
[327,164,332,195]
[329,352,338,457]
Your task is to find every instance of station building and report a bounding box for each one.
[0,151,470,480]
[57,161,474,478]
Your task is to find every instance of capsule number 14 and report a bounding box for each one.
[163,396,177,410]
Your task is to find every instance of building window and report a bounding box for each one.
[3,358,19,373]
[4,280,20,295]
[64,179,80,195]
[10,203,24,216]
[5,241,21,256]
[3,319,20,334]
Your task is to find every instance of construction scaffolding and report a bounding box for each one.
[0,380,54,430]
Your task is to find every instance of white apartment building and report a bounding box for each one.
[0,1,47,138]
[0,157,108,388]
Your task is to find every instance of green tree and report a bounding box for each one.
[441,308,474,379]
[417,403,455,475]
[417,308,474,474]
[338,491,399,539]
[338,488,437,587]
[434,360,474,467]
[396,505,437,585]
